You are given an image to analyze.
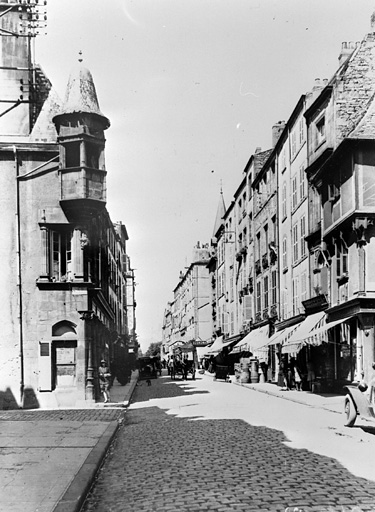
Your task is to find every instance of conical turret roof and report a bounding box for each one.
[54,63,110,129]
[212,189,226,238]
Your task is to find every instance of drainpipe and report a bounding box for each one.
[14,145,24,405]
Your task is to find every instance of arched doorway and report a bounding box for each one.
[51,321,77,389]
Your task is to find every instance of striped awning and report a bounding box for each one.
[304,316,351,340]
[206,335,238,355]
[196,346,210,359]
[232,325,269,361]
[265,323,302,347]
[281,311,346,354]
[282,311,325,354]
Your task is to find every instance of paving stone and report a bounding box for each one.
[81,375,375,512]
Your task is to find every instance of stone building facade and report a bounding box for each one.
[162,13,375,391]
[0,2,136,409]
[161,244,211,358]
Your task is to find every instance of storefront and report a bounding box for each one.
[281,312,354,392]
[230,325,269,382]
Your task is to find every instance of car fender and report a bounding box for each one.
[344,385,375,419]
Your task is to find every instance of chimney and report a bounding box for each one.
[255,146,262,154]
[272,121,286,147]
[313,78,322,91]
[338,41,357,67]
[306,78,324,106]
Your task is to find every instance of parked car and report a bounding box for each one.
[344,383,375,427]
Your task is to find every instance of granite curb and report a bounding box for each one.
[52,420,119,512]
[52,373,139,512]
[118,371,138,408]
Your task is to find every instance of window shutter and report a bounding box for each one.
[243,295,252,322]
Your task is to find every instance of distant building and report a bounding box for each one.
[161,243,211,358]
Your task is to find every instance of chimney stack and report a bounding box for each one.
[313,78,322,91]
[338,41,358,67]
[272,121,286,147]
[306,78,324,107]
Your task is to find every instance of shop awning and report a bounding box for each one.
[206,336,238,355]
[196,346,210,359]
[282,311,326,354]
[232,325,269,361]
[265,323,302,347]
[303,316,351,340]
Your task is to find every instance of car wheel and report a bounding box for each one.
[344,394,357,427]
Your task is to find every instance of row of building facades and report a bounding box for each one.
[162,14,375,392]
[0,2,137,409]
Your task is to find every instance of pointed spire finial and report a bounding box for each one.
[78,50,83,63]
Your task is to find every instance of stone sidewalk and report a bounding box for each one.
[204,370,345,414]
[0,372,138,512]
[235,380,344,414]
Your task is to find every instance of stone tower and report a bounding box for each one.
[53,62,110,223]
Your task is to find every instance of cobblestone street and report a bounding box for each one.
[81,373,375,512]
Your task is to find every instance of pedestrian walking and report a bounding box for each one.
[306,361,315,391]
[279,356,289,390]
[168,355,174,375]
[294,366,302,391]
[288,357,296,389]
[98,360,111,403]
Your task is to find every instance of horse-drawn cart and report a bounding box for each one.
[170,358,196,380]
[170,344,196,380]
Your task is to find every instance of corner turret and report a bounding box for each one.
[52,61,110,222]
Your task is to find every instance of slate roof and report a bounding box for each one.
[55,63,110,129]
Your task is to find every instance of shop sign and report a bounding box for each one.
[191,339,208,347]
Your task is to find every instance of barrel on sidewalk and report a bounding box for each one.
[250,358,259,384]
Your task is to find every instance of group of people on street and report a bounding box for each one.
[279,356,316,391]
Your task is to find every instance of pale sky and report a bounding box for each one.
[37,0,375,352]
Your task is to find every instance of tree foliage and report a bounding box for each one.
[145,341,162,357]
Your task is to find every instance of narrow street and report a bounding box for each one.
[81,371,375,512]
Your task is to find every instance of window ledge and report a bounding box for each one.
[36,279,92,290]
